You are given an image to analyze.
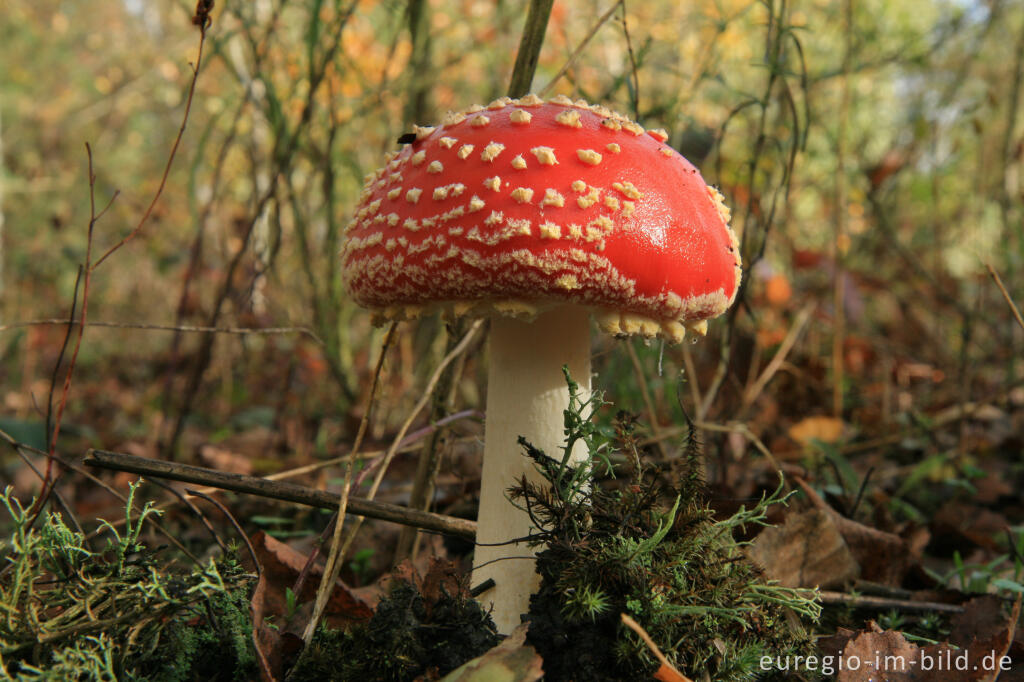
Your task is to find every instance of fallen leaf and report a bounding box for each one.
[250,530,372,629]
[788,416,845,446]
[837,625,919,681]
[439,624,543,682]
[250,570,282,682]
[822,607,1020,682]
[746,508,859,588]
[950,595,1020,648]
[795,478,921,585]
[421,557,471,620]
[198,444,254,475]
[931,503,1006,553]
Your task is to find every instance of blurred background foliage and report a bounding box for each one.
[0,0,1021,553]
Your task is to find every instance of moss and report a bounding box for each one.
[513,370,820,681]
[290,572,500,682]
[128,575,257,682]
[0,484,256,681]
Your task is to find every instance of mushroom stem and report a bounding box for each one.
[473,305,592,633]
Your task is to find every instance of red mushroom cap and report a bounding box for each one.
[340,95,741,341]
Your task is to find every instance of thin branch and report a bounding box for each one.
[303,323,398,644]
[321,319,483,585]
[0,318,322,343]
[625,340,668,460]
[29,17,211,527]
[353,321,484,493]
[832,0,854,418]
[263,409,482,567]
[395,322,478,563]
[986,263,1024,332]
[82,448,475,540]
[679,342,704,414]
[619,0,640,120]
[145,477,226,554]
[185,488,260,579]
[539,2,622,96]
[817,590,964,614]
[92,24,210,269]
[740,303,815,412]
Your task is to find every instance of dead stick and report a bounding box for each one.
[83,449,476,541]
[986,262,1024,332]
[817,590,964,614]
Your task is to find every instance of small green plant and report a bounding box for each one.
[922,548,1024,597]
[0,482,256,681]
[512,368,820,681]
[348,547,376,587]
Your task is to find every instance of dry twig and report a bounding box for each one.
[0,319,322,343]
[986,262,1024,332]
[82,448,476,541]
[539,2,623,96]
[817,591,964,614]
[303,323,397,645]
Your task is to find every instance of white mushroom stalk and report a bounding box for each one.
[472,306,591,633]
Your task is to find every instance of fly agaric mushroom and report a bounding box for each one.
[340,94,740,633]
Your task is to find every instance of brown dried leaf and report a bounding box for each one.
[950,595,1020,648]
[788,416,845,446]
[795,477,920,585]
[746,508,859,588]
[421,557,470,620]
[837,626,920,681]
[198,444,254,475]
[932,503,1007,553]
[825,605,1020,682]
[250,530,373,629]
[439,624,543,682]
[250,570,282,682]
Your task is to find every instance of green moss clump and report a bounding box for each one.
[0,483,257,681]
[514,370,820,681]
[289,565,500,682]
[128,576,257,682]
